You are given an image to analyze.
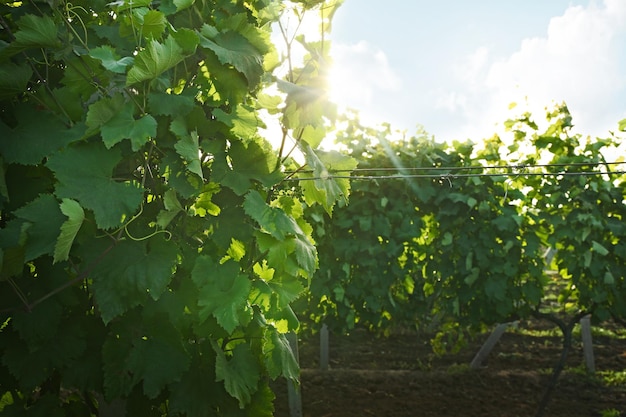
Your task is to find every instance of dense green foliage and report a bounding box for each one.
[300,107,626,349]
[0,0,350,415]
[1,0,625,414]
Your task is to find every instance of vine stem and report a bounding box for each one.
[0,242,116,314]
[532,310,590,417]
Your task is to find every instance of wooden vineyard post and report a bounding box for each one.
[320,323,329,371]
[287,332,303,417]
[580,314,595,373]
[470,322,515,369]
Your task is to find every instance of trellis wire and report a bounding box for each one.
[282,161,626,181]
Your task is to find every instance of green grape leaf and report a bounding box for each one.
[213,104,260,140]
[192,257,251,332]
[126,36,185,85]
[244,191,317,276]
[87,96,156,150]
[14,14,60,49]
[126,321,190,398]
[277,79,328,129]
[0,105,85,165]
[214,140,282,195]
[46,142,143,230]
[109,0,152,12]
[263,328,299,380]
[299,144,357,215]
[169,361,224,417]
[90,238,179,323]
[173,126,204,179]
[213,342,260,408]
[0,63,32,100]
[193,183,222,217]
[139,9,167,39]
[148,91,195,116]
[102,323,136,399]
[89,46,134,73]
[592,240,610,256]
[484,278,507,302]
[157,189,185,228]
[299,125,326,149]
[256,232,316,279]
[11,297,62,345]
[199,28,263,87]
[174,0,195,11]
[268,275,305,307]
[3,317,86,391]
[101,107,156,150]
[86,94,125,133]
[247,383,276,417]
[243,191,301,241]
[14,194,65,261]
[53,199,84,264]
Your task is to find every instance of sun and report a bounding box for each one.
[324,58,365,112]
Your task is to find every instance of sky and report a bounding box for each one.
[325,0,626,143]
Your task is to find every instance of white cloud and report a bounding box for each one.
[440,0,626,141]
[328,41,402,110]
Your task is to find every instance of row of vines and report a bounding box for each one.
[299,106,626,351]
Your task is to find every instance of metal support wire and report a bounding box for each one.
[284,161,624,175]
[282,162,626,182]
[285,171,626,182]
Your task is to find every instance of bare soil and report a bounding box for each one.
[273,319,626,417]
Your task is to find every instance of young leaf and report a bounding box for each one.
[243,191,300,240]
[86,95,156,150]
[102,106,157,151]
[213,140,281,195]
[53,199,85,264]
[198,29,263,87]
[213,104,260,141]
[138,10,167,39]
[299,144,357,215]
[173,129,204,179]
[192,257,251,332]
[174,0,196,11]
[89,46,134,73]
[126,36,185,85]
[263,328,299,381]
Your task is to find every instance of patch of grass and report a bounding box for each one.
[513,322,626,340]
[598,370,626,387]
[0,392,13,412]
[446,363,471,375]
[600,408,621,417]
[514,326,562,338]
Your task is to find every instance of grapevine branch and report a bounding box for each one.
[532,309,591,417]
[0,242,116,314]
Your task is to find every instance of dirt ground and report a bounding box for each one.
[272,319,626,417]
